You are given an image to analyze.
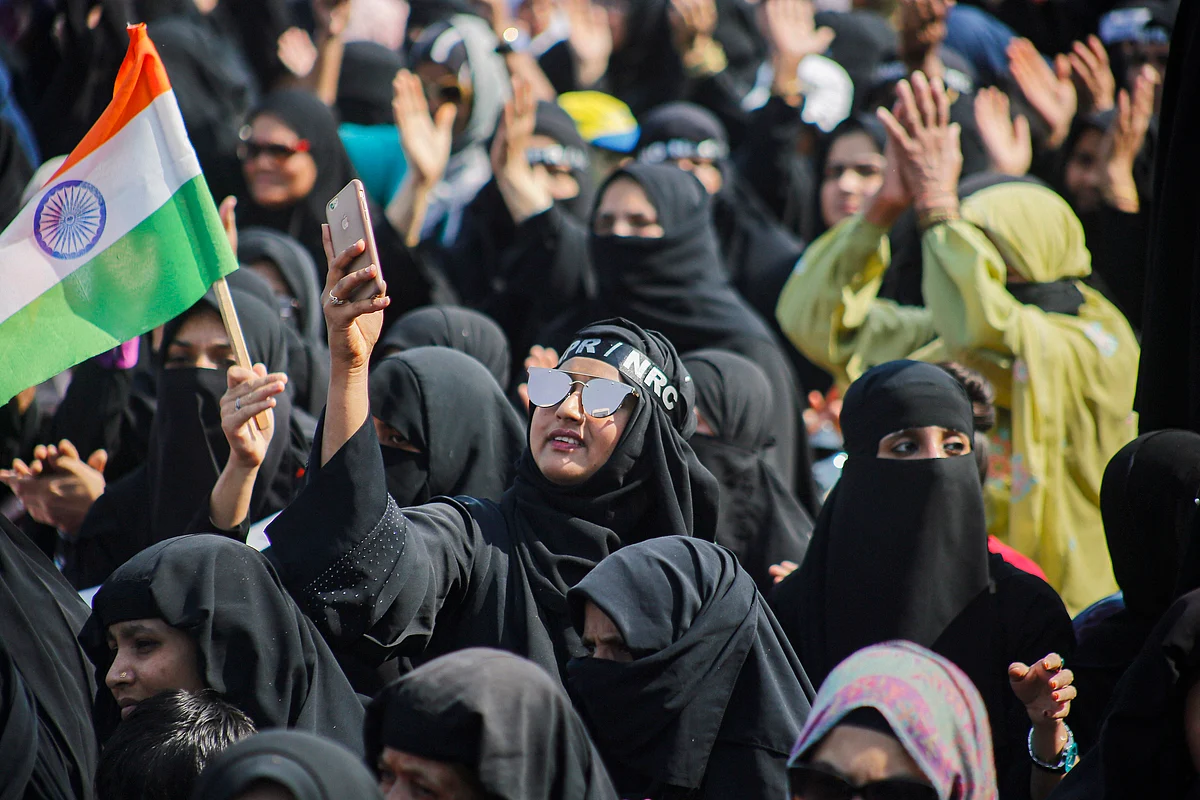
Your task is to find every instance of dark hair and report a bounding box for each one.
[95,689,257,800]
[936,362,995,482]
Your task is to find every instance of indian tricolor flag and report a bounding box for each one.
[0,23,236,403]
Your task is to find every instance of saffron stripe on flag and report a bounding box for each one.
[0,175,231,403]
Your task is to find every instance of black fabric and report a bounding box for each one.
[683,349,813,593]
[369,347,524,504]
[337,42,405,127]
[379,305,512,389]
[1071,431,1200,752]
[0,516,97,800]
[236,90,434,322]
[566,537,813,800]
[64,288,298,589]
[1132,0,1198,432]
[189,730,382,800]
[772,360,988,684]
[366,648,617,800]
[0,118,32,230]
[81,535,365,752]
[1049,589,1200,799]
[533,100,594,220]
[1006,280,1086,317]
[237,227,331,416]
[267,318,719,685]
[590,162,818,514]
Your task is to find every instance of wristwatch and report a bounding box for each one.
[1027,724,1078,774]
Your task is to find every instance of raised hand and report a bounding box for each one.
[877,71,962,215]
[974,87,1032,177]
[668,0,718,55]
[312,0,352,38]
[1068,34,1115,113]
[1102,64,1159,213]
[0,440,107,536]
[1007,38,1077,148]
[769,561,799,583]
[277,27,318,78]
[322,225,389,377]
[566,0,613,88]
[897,0,955,66]
[1010,653,1075,728]
[392,68,457,189]
[762,0,835,82]
[518,345,560,410]
[491,75,554,223]
[221,364,286,469]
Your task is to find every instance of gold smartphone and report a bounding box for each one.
[326,179,385,301]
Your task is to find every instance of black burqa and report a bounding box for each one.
[366,648,618,800]
[80,535,365,752]
[1134,0,1200,433]
[683,349,813,594]
[235,90,434,322]
[64,288,298,589]
[1070,430,1200,752]
[378,304,512,389]
[369,347,525,504]
[0,516,97,800]
[590,163,818,513]
[267,318,720,684]
[1049,588,1200,799]
[567,537,813,800]
[770,360,990,685]
[190,730,382,800]
[0,118,32,229]
[238,226,331,415]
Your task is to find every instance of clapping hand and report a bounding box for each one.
[1007,38,1077,149]
[974,87,1032,177]
[1102,64,1159,213]
[761,0,835,85]
[1068,35,1115,113]
[0,440,108,537]
[565,0,613,87]
[877,71,962,215]
[668,0,718,55]
[393,69,457,189]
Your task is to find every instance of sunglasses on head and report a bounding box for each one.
[526,367,638,418]
[789,763,939,800]
[238,138,311,163]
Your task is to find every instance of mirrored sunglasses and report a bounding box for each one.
[526,367,638,419]
[789,763,939,800]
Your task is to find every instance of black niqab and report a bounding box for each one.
[368,347,524,504]
[591,162,818,514]
[502,318,720,671]
[0,516,97,800]
[379,305,512,389]
[566,537,813,799]
[81,535,365,752]
[190,730,383,800]
[772,360,990,686]
[366,648,618,800]
[684,349,813,594]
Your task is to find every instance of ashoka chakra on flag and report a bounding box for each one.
[34,180,107,260]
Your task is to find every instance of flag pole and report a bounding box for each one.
[212,276,271,432]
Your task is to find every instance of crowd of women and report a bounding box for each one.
[0,0,1194,796]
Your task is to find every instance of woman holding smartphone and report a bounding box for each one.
[264,227,719,685]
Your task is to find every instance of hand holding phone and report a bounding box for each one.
[326,179,386,302]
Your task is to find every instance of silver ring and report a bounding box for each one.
[329,291,347,306]
[235,397,241,411]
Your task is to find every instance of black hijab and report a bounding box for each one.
[1050,589,1200,799]
[368,347,525,505]
[567,537,813,799]
[591,163,818,514]
[684,349,813,593]
[190,730,383,800]
[533,99,595,220]
[501,318,720,672]
[237,227,325,347]
[810,114,886,240]
[772,360,990,686]
[65,288,296,588]
[337,41,405,127]
[0,516,97,800]
[379,305,512,389]
[0,118,32,230]
[236,90,356,271]
[80,535,365,752]
[366,648,618,800]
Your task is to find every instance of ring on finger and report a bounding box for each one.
[329,291,347,306]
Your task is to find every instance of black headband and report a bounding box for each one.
[559,337,689,416]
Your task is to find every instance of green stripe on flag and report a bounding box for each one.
[0,174,237,404]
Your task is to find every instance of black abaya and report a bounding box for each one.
[366,649,618,800]
[566,537,812,800]
[0,516,97,800]
[683,349,812,593]
[267,319,719,684]
[590,163,818,513]
[80,535,365,753]
[368,347,525,504]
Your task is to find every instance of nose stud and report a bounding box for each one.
[120,672,129,680]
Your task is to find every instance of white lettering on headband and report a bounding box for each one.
[560,338,683,412]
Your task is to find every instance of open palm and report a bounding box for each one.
[393,69,457,187]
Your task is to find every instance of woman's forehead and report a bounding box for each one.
[559,356,622,382]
